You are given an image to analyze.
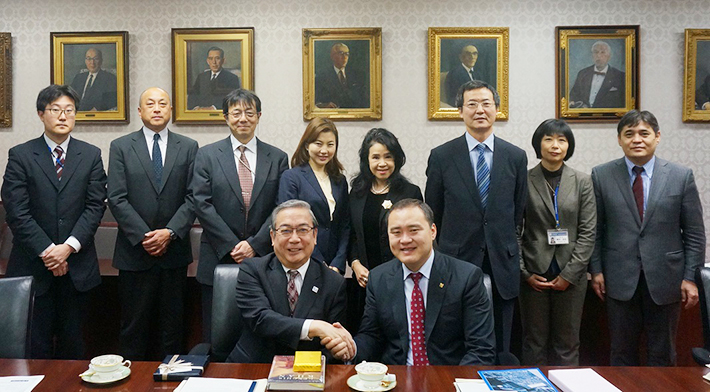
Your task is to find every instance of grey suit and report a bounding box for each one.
[590,157,705,365]
[519,163,596,365]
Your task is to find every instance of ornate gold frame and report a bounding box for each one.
[556,25,639,122]
[683,29,710,122]
[51,31,129,123]
[172,28,254,124]
[0,33,11,128]
[302,27,382,121]
[428,27,509,121]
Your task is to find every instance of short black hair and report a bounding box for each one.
[207,46,224,58]
[222,88,261,115]
[36,84,80,112]
[455,80,500,109]
[387,199,435,226]
[531,119,576,161]
[617,110,659,135]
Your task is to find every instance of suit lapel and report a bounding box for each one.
[251,139,272,206]
[303,165,328,202]
[215,137,245,207]
[641,158,668,231]
[451,135,483,210]
[612,159,641,227]
[266,256,291,316]
[57,138,84,193]
[293,262,322,318]
[159,130,181,194]
[388,263,410,356]
[529,165,555,218]
[31,137,60,190]
[130,130,160,194]
[424,253,446,341]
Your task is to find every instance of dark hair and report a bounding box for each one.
[207,46,225,58]
[270,199,318,229]
[455,80,500,108]
[351,128,409,196]
[36,84,80,112]
[617,110,659,135]
[387,199,435,226]
[531,119,576,161]
[291,117,345,180]
[222,88,261,115]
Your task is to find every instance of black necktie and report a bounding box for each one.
[469,69,475,81]
[153,133,163,186]
[82,74,94,98]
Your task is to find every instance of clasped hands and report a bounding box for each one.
[526,273,570,292]
[310,320,356,361]
[143,229,172,257]
[41,243,74,276]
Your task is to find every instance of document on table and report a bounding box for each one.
[548,369,621,392]
[174,377,267,392]
[454,378,498,392]
[0,376,45,392]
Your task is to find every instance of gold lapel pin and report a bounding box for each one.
[439,283,444,288]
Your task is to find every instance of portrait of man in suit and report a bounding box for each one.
[187,46,241,110]
[1,84,107,358]
[425,80,527,355]
[314,42,370,109]
[191,88,288,342]
[107,87,198,360]
[590,110,705,366]
[568,40,626,109]
[227,200,354,363]
[444,45,484,107]
[694,41,710,110]
[438,38,498,108]
[69,47,118,111]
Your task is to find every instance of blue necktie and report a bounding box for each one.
[152,133,163,186]
[475,144,490,209]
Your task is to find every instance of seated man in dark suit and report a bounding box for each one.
[329,199,495,365]
[69,48,117,111]
[314,43,369,109]
[444,45,484,107]
[568,41,625,109]
[187,46,241,110]
[228,199,355,363]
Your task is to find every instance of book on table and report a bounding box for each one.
[548,368,621,392]
[477,368,558,392]
[267,353,326,391]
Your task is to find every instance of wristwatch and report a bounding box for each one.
[167,228,177,240]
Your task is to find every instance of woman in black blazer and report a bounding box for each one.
[346,128,422,331]
[278,117,349,273]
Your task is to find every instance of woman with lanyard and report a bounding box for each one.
[519,119,596,366]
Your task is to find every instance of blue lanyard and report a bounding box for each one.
[552,182,560,229]
[48,144,64,169]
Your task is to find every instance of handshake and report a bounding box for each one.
[309,320,356,361]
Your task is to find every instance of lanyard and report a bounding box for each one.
[47,144,64,169]
[545,180,561,229]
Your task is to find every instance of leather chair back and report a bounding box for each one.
[210,264,243,362]
[696,267,710,349]
[0,276,34,358]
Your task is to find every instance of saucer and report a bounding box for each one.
[347,374,396,391]
[80,366,131,384]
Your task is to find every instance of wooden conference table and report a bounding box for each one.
[2,359,710,391]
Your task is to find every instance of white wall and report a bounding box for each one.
[1,0,709,252]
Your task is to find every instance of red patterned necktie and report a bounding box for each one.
[632,166,644,221]
[237,146,253,210]
[54,146,65,180]
[409,272,429,365]
[287,270,299,316]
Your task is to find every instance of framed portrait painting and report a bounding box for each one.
[51,31,129,123]
[0,32,11,128]
[172,27,254,124]
[428,27,509,121]
[556,25,639,122]
[302,27,382,121]
[683,29,710,122]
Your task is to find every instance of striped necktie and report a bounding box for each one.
[54,146,65,180]
[475,144,490,209]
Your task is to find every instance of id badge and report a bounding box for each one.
[547,229,569,245]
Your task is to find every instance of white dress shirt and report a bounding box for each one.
[281,260,314,340]
[589,64,609,106]
[230,134,257,182]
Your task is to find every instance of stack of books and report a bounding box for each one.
[266,352,326,391]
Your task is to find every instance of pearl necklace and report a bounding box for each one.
[371,183,390,195]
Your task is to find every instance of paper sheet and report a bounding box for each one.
[0,376,45,392]
[174,377,266,392]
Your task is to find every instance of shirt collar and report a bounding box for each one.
[333,65,345,74]
[142,126,168,142]
[230,134,257,153]
[461,63,474,73]
[624,155,655,179]
[465,131,495,153]
[594,64,609,74]
[211,70,221,78]
[281,259,311,277]
[402,250,435,281]
[44,133,71,153]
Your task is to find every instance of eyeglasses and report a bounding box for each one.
[464,101,494,109]
[85,56,101,62]
[335,51,350,57]
[273,226,315,238]
[227,110,257,119]
[45,107,76,117]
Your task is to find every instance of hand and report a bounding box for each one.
[550,276,571,291]
[316,102,338,109]
[525,274,553,292]
[142,229,171,257]
[51,261,69,277]
[42,243,74,271]
[329,266,342,274]
[703,102,710,110]
[311,321,355,361]
[681,280,699,309]
[230,241,255,263]
[591,273,606,301]
[351,260,370,288]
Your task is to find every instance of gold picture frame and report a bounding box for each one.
[172,27,254,124]
[50,31,129,123]
[428,27,509,121]
[302,27,382,121]
[0,32,11,128]
[556,25,639,122]
[683,29,710,122]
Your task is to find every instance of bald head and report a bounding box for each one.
[330,43,350,69]
[85,48,103,73]
[138,87,171,132]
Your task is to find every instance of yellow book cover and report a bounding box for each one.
[293,351,322,372]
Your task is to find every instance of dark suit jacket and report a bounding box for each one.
[70,69,118,111]
[227,254,347,363]
[278,165,350,271]
[696,74,710,109]
[347,182,422,269]
[520,164,596,285]
[425,135,527,300]
[590,158,706,305]
[107,129,198,271]
[354,251,496,365]
[187,70,241,109]
[192,137,288,285]
[568,65,625,108]
[314,66,369,108]
[1,136,107,296]
[444,64,483,107]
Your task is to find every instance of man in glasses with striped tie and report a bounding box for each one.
[1,84,107,359]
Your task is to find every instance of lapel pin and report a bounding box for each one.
[312,286,319,293]
[439,283,444,288]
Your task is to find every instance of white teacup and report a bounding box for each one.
[355,361,388,389]
[90,354,131,374]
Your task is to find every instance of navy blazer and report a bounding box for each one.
[278,164,350,271]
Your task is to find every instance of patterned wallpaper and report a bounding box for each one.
[1,0,709,253]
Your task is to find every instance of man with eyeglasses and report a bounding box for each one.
[192,88,288,342]
[444,45,485,107]
[226,199,353,362]
[425,80,527,358]
[187,46,241,110]
[1,84,107,358]
[69,47,118,111]
[315,42,369,109]
[107,87,198,360]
